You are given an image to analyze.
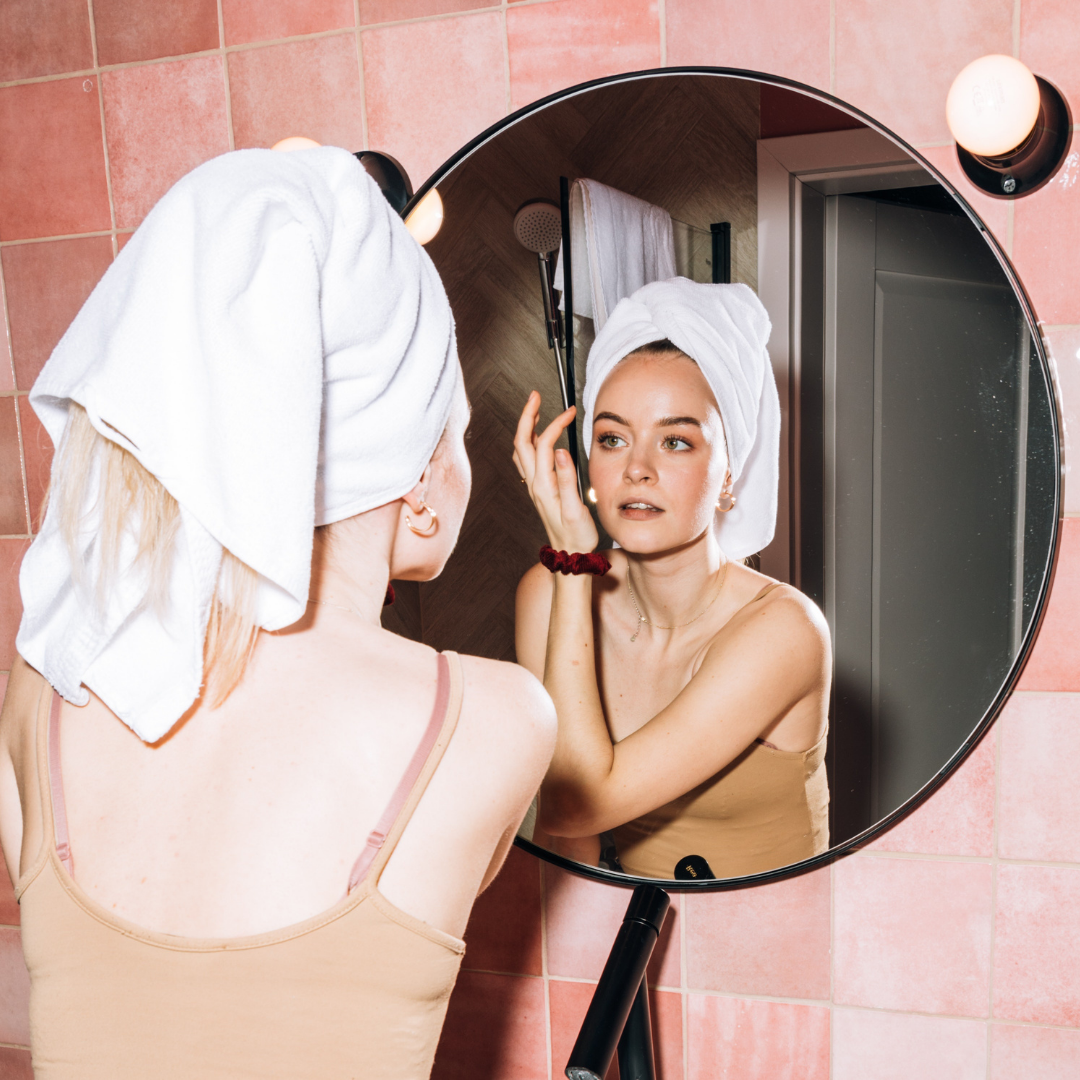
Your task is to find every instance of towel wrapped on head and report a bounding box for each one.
[581,278,778,560]
[17,146,459,743]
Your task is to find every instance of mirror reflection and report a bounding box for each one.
[403,72,1058,883]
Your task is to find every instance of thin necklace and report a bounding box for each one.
[625,560,729,643]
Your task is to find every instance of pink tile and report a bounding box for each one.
[1043,326,1080,514]
[1017,518,1080,691]
[1020,0,1080,132]
[993,864,1080,1026]
[1,237,114,392]
[916,145,1010,254]
[228,36,365,153]
[686,996,830,1080]
[998,692,1080,862]
[684,866,830,999]
[0,1047,32,1079]
[223,0,353,45]
[359,0,490,24]
[0,816,18,926]
[103,56,230,230]
[93,0,219,66]
[545,868,680,988]
[431,971,547,1080]
[549,979,614,1080]
[834,855,992,1016]
[1012,158,1080,326]
[666,0,830,91]
[507,0,661,112]
[652,988,684,1080]
[833,1008,987,1080]
[990,1022,1080,1080]
[0,77,111,242]
[0,541,30,670]
[0,0,93,82]
[461,846,542,976]
[835,0,1013,147]
[18,399,50,535]
[868,727,994,857]
[363,13,506,188]
[0,400,25,537]
[0,929,29,1046]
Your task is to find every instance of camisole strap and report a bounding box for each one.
[347,651,464,893]
[47,691,74,877]
[750,580,784,604]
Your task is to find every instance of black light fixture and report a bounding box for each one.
[946,54,1072,198]
[353,150,413,215]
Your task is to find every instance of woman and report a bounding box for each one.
[515,279,829,879]
[0,147,554,1079]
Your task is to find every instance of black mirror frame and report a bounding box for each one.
[406,66,1065,892]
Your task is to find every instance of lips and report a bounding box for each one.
[618,501,663,520]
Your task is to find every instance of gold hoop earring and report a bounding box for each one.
[405,500,438,536]
[717,490,736,513]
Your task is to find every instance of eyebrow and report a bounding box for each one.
[657,416,701,428]
[593,411,629,426]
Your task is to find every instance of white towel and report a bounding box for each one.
[17,147,458,743]
[554,179,676,330]
[582,278,778,560]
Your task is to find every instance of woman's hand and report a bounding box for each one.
[513,391,599,554]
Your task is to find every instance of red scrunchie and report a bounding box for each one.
[540,545,612,576]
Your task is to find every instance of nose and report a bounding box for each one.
[624,444,655,484]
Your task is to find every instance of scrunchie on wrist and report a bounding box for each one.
[540,545,611,576]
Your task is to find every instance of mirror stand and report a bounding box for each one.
[565,885,670,1080]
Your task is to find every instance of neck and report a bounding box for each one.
[624,529,726,626]
[307,511,396,627]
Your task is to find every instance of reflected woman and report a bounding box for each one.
[514,279,830,879]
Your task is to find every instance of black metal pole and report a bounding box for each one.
[565,885,670,1080]
[616,978,655,1080]
[711,221,731,284]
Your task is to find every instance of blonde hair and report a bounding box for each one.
[52,405,259,707]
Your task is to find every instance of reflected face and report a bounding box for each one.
[589,350,729,554]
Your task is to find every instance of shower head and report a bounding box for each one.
[513,199,563,254]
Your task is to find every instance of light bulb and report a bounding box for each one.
[405,188,443,245]
[946,55,1041,157]
[587,487,597,504]
[271,136,321,152]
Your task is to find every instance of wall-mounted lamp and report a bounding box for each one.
[404,188,444,246]
[271,136,322,152]
[946,55,1071,197]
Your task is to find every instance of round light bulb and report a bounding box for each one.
[946,55,1041,157]
[587,487,597,504]
[405,188,444,246]
[271,136,321,152]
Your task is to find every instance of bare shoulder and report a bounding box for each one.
[456,654,557,761]
[712,578,830,670]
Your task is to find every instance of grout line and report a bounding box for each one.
[0,259,17,395]
[0,535,33,541]
[681,892,689,1080]
[1006,200,1015,257]
[680,988,833,1007]
[500,2,512,118]
[9,380,31,534]
[829,861,835,1079]
[987,718,1004,1076]
[218,0,236,152]
[829,0,836,94]
[658,0,667,68]
[539,860,553,1080]
[354,0,369,151]
[0,1042,29,1051]
[0,231,116,247]
[1013,0,1022,58]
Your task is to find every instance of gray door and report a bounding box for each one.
[814,194,1034,840]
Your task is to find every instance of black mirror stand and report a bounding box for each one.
[564,885,670,1080]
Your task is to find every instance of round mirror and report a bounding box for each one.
[386,69,1061,889]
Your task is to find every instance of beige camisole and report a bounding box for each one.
[5,653,467,1080]
[610,584,830,880]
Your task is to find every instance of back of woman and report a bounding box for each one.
[0,146,554,1080]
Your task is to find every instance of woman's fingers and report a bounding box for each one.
[513,391,542,482]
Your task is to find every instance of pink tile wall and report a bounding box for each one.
[2,2,1079,1077]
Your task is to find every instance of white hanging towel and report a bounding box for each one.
[554,179,676,330]
[17,146,459,743]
